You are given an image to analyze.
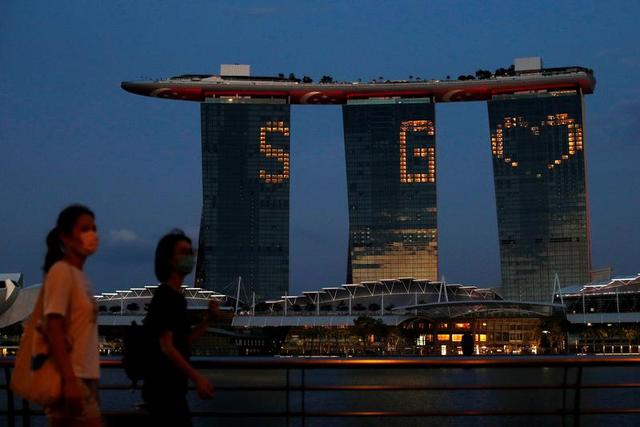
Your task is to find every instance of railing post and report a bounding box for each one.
[573,365,583,427]
[286,367,290,427]
[301,367,306,427]
[561,365,568,427]
[5,366,15,427]
[22,399,30,427]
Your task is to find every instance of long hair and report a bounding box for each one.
[154,229,192,282]
[43,204,95,273]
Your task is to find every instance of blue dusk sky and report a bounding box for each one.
[1,0,638,295]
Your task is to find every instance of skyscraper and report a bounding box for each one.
[343,99,438,283]
[122,60,596,303]
[488,91,591,302]
[197,99,290,301]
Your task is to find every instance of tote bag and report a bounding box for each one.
[10,285,63,406]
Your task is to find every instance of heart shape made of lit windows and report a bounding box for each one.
[490,113,583,171]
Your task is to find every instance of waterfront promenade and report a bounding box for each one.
[2,355,640,426]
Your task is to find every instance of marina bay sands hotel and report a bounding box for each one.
[121,57,596,303]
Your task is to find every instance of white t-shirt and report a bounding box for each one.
[43,261,100,379]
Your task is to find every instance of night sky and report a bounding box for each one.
[1,1,638,296]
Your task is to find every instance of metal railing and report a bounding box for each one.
[2,356,640,426]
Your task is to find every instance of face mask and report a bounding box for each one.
[80,231,99,255]
[176,255,195,275]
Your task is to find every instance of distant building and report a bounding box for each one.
[558,273,640,323]
[514,56,543,72]
[343,99,438,283]
[220,63,251,77]
[121,59,597,301]
[233,277,565,355]
[0,273,23,315]
[488,91,591,302]
[557,273,640,354]
[196,99,290,301]
[0,273,39,331]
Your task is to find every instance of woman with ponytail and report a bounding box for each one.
[42,205,102,426]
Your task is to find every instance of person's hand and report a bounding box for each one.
[207,299,222,320]
[195,373,215,399]
[62,377,83,417]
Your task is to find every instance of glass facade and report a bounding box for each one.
[196,99,290,301]
[343,99,438,283]
[488,91,591,302]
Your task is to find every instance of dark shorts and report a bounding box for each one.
[143,392,192,427]
[143,375,191,426]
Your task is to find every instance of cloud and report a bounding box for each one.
[100,229,152,266]
[98,244,152,266]
[108,229,143,245]
[99,228,154,265]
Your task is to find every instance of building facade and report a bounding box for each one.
[488,91,591,302]
[557,274,640,354]
[197,99,290,300]
[343,99,438,283]
[122,61,596,305]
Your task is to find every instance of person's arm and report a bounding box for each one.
[189,300,222,344]
[46,314,82,415]
[189,315,210,344]
[159,331,214,399]
[42,263,83,415]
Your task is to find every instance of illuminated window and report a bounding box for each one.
[399,120,435,184]
[437,334,450,342]
[417,335,430,346]
[259,121,290,184]
[452,334,463,342]
[490,114,583,171]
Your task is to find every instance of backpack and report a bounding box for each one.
[122,321,150,386]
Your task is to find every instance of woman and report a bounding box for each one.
[42,204,101,427]
[143,230,218,426]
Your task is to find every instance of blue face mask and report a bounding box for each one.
[176,255,195,275]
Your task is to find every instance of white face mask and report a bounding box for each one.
[80,231,99,255]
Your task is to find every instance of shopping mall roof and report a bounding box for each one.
[558,273,640,297]
[399,300,565,319]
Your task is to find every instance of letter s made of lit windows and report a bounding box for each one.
[259,121,290,184]
[399,120,436,183]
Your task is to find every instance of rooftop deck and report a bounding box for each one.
[121,67,596,104]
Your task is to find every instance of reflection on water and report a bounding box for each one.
[2,360,640,427]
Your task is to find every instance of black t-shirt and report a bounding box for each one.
[143,283,191,397]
